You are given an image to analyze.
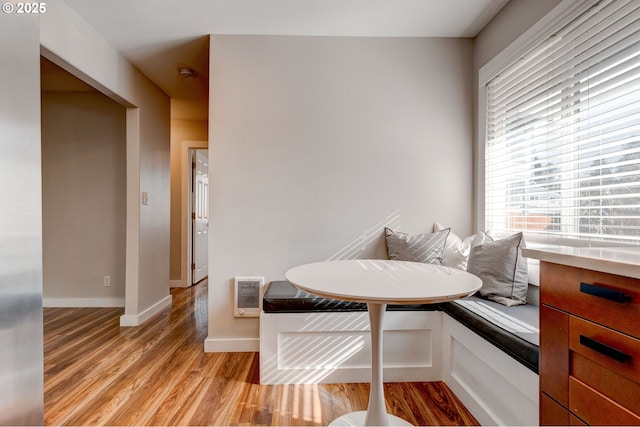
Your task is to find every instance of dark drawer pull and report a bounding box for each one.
[580,282,632,303]
[580,335,632,363]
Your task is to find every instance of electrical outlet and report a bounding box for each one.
[103,275,111,287]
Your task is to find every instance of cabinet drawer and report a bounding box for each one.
[570,415,587,426]
[569,377,640,425]
[571,352,640,414]
[541,392,569,426]
[570,316,640,384]
[541,262,640,338]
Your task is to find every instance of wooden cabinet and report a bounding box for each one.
[540,261,640,426]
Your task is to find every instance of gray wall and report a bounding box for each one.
[41,92,127,306]
[0,13,44,426]
[207,35,474,348]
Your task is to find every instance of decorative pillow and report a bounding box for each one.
[433,222,491,270]
[466,232,528,306]
[384,227,450,265]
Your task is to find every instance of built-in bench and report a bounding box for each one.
[440,294,539,372]
[260,280,539,425]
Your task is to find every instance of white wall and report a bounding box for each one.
[207,35,474,351]
[0,12,44,425]
[41,92,126,306]
[40,0,171,324]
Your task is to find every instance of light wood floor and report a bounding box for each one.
[44,280,478,426]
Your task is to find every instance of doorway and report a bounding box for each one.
[190,148,209,284]
[40,57,127,308]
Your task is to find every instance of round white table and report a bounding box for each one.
[285,259,482,426]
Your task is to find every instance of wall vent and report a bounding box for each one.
[233,276,263,317]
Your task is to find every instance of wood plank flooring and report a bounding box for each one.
[44,280,478,426]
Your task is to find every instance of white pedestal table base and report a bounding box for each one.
[329,411,412,426]
[329,303,412,426]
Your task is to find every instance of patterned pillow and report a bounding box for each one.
[467,232,528,306]
[384,227,450,265]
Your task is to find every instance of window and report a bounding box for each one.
[483,0,640,244]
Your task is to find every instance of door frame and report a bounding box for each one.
[190,147,209,285]
[179,140,208,288]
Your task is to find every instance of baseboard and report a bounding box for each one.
[43,297,125,308]
[204,337,259,353]
[120,294,173,327]
[170,279,188,288]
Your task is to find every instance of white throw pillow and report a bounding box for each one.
[432,222,490,270]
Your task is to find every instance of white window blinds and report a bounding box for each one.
[485,0,640,243]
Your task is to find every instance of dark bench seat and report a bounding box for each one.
[263,280,438,313]
[441,296,538,373]
[263,280,539,372]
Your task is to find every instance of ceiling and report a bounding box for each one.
[60,0,509,120]
[41,57,97,93]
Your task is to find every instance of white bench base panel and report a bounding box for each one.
[260,311,442,385]
[442,313,539,426]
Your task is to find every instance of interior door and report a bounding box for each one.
[192,149,209,284]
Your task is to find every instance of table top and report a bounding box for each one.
[285,259,482,305]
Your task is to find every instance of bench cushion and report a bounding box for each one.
[441,296,539,373]
[263,281,437,313]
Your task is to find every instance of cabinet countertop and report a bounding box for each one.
[522,245,640,280]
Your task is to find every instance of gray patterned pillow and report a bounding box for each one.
[384,227,450,265]
[467,232,528,306]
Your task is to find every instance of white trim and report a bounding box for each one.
[204,337,259,353]
[125,108,141,315]
[119,294,172,327]
[476,0,594,232]
[170,279,187,288]
[43,298,125,308]
[476,83,488,232]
